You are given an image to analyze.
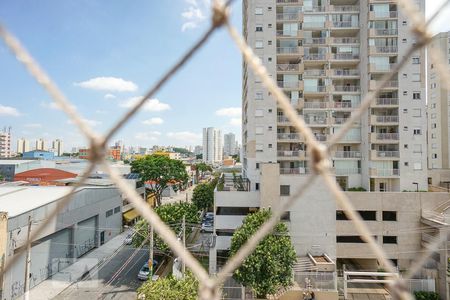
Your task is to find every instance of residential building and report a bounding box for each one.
[194,145,203,156]
[16,138,30,155]
[202,127,222,164]
[0,128,11,158]
[223,132,237,156]
[79,148,90,159]
[22,150,55,160]
[35,138,46,151]
[52,139,64,156]
[427,32,450,187]
[0,186,122,300]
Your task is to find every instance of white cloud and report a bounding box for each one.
[142,117,164,125]
[24,123,42,128]
[0,105,21,117]
[119,97,171,112]
[181,0,209,31]
[135,131,162,141]
[104,93,116,99]
[230,118,241,126]
[216,107,242,117]
[41,101,77,111]
[75,77,138,92]
[167,131,201,142]
[67,118,101,127]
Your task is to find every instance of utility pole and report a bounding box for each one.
[149,223,154,275]
[182,215,186,276]
[24,216,32,300]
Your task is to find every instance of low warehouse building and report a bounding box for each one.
[0,186,123,300]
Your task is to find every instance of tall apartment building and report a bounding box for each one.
[427,32,450,186]
[202,127,223,164]
[16,138,30,154]
[35,138,46,151]
[223,132,237,156]
[242,0,427,193]
[52,139,64,157]
[0,128,12,158]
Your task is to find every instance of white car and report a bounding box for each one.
[137,260,158,281]
[124,233,133,245]
[201,222,213,233]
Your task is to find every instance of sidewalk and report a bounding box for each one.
[28,231,128,300]
[161,184,196,205]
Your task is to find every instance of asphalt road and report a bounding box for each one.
[54,244,149,300]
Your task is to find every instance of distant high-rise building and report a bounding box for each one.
[202,127,222,164]
[0,127,12,158]
[17,138,30,154]
[52,139,64,156]
[35,139,46,151]
[194,145,203,156]
[223,133,237,157]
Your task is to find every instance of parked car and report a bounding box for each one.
[201,221,213,233]
[137,260,158,281]
[124,233,133,245]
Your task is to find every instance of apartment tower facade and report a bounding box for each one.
[223,132,237,157]
[202,127,223,164]
[16,138,30,155]
[242,0,427,193]
[0,128,11,158]
[52,139,64,157]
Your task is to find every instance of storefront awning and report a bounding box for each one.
[123,209,139,222]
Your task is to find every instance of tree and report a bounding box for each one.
[193,162,212,183]
[131,155,189,206]
[195,154,202,160]
[132,202,200,252]
[230,210,296,298]
[192,183,214,210]
[137,272,198,300]
[231,154,240,163]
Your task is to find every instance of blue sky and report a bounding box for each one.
[0,0,243,151]
[0,1,449,152]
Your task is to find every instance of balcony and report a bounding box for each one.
[276,13,299,21]
[280,167,309,175]
[277,116,291,124]
[333,85,360,93]
[330,53,360,61]
[277,64,300,72]
[337,133,362,143]
[332,102,354,109]
[276,30,303,38]
[304,85,326,93]
[303,6,326,13]
[277,81,303,89]
[373,98,399,107]
[369,63,395,73]
[277,47,302,55]
[277,150,307,160]
[369,168,400,177]
[303,53,327,61]
[305,117,328,126]
[303,69,326,77]
[369,80,398,90]
[303,38,326,45]
[331,21,358,29]
[334,168,361,175]
[369,28,398,36]
[370,133,399,143]
[371,115,399,124]
[276,0,301,4]
[371,150,400,160]
[330,69,359,77]
[331,5,359,12]
[369,11,398,19]
[330,37,359,44]
[314,134,327,142]
[304,102,328,109]
[370,46,398,55]
[277,133,303,141]
[333,151,361,159]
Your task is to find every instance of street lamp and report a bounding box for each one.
[412,182,418,192]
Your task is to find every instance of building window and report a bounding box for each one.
[412,92,421,100]
[256,163,260,169]
[255,183,260,190]
[431,123,437,129]
[268,109,272,113]
[402,21,407,26]
[256,25,263,32]
[337,210,376,221]
[281,211,290,221]
[267,6,272,11]
[256,144,263,152]
[268,40,272,45]
[255,40,263,49]
[268,126,273,131]
[268,57,272,62]
[413,128,422,135]
[106,209,113,218]
[432,153,438,159]
[268,24,272,28]
[383,236,397,244]
[255,109,264,117]
[404,162,409,166]
[255,7,263,15]
[255,91,263,100]
[337,236,366,243]
[382,211,397,221]
[412,57,420,64]
[403,91,408,96]
[256,126,264,135]
[402,38,407,43]
[280,185,290,196]
[268,144,272,148]
[114,206,120,214]
[404,144,408,149]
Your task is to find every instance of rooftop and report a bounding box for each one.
[0,160,36,165]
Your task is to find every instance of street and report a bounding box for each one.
[54,244,149,300]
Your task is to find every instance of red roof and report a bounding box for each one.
[14,168,77,183]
